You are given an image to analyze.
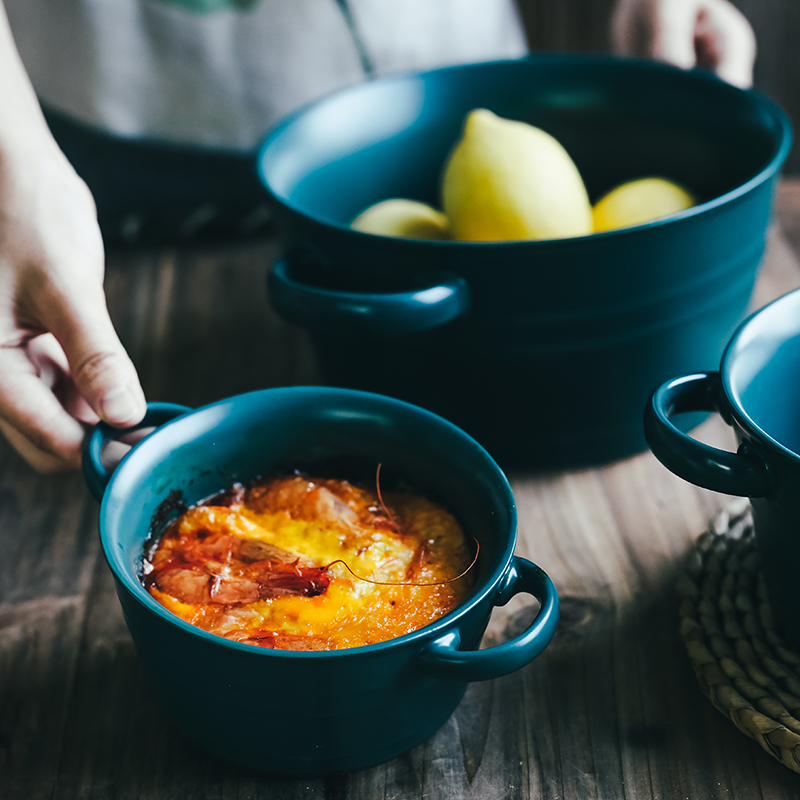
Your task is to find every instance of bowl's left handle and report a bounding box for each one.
[82,402,192,502]
[416,556,559,682]
[267,259,471,335]
[644,372,770,497]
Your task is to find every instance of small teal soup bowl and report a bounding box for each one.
[82,387,558,776]
[258,55,791,470]
[645,288,800,648]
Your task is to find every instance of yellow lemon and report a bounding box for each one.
[592,177,696,232]
[440,108,592,241]
[351,198,450,239]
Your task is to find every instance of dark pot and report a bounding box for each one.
[257,55,791,469]
[82,387,558,775]
[646,288,800,648]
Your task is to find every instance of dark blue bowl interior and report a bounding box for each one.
[260,55,788,230]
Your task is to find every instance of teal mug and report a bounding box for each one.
[82,387,559,775]
[645,288,800,647]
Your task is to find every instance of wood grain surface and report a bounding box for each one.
[4,182,800,799]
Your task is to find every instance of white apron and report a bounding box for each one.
[6,0,528,148]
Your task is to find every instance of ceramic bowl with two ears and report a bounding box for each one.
[646,288,800,650]
[258,55,792,470]
[83,386,559,776]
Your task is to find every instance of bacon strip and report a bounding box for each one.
[144,531,330,605]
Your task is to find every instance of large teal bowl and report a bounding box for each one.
[82,387,558,775]
[257,55,792,469]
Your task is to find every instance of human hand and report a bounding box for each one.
[0,132,146,472]
[611,0,756,89]
[0,1,146,473]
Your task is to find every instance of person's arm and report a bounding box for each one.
[611,0,756,89]
[0,1,146,472]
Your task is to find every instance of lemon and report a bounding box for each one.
[592,177,696,232]
[351,198,450,239]
[440,108,592,242]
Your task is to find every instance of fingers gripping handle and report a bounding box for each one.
[416,557,559,682]
[644,372,769,497]
[82,402,191,501]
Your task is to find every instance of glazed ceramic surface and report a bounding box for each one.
[83,387,558,775]
[258,55,791,469]
[645,288,800,647]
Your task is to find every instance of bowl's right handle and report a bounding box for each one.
[416,556,559,682]
[644,372,770,497]
[267,259,471,335]
[82,402,192,502]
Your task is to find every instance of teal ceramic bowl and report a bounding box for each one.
[258,55,792,469]
[82,387,558,776]
[645,288,800,647]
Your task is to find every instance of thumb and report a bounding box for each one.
[696,0,756,89]
[650,0,702,70]
[32,273,147,428]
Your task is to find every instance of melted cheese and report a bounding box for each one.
[143,476,476,651]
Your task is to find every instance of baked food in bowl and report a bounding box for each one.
[83,386,558,775]
[142,472,478,650]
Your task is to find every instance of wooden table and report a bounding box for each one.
[4,180,800,799]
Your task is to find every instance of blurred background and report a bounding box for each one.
[517,0,799,172]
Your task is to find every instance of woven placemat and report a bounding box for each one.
[678,498,800,772]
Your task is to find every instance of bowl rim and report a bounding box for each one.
[98,385,521,660]
[256,53,793,246]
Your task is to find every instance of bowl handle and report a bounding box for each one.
[644,372,769,497]
[82,402,192,502]
[267,259,471,335]
[416,556,559,682]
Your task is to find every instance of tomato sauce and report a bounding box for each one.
[142,475,476,651]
